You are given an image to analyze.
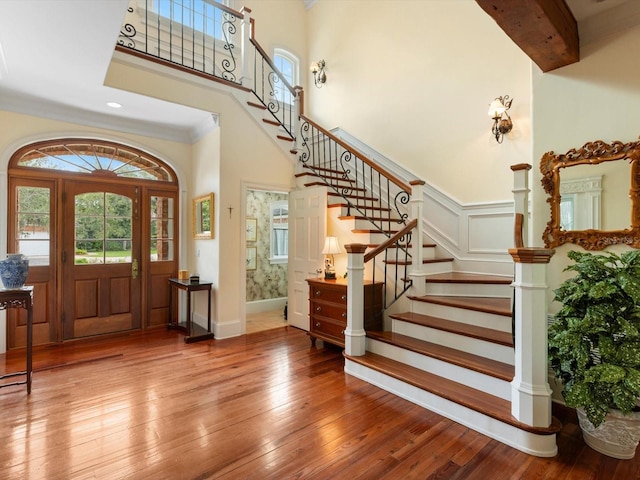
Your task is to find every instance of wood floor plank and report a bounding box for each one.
[1,327,638,479]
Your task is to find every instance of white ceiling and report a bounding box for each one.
[0,0,638,145]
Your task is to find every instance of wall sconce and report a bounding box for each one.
[488,95,513,143]
[310,60,326,88]
[321,236,341,279]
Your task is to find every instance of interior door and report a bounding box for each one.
[62,181,141,339]
[287,186,327,330]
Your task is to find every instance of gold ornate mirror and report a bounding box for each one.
[193,193,214,239]
[540,138,640,250]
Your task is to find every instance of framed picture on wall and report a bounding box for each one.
[246,217,257,242]
[246,246,257,270]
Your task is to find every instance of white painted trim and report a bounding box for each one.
[345,359,558,457]
[246,297,287,314]
[240,181,291,335]
[0,90,217,145]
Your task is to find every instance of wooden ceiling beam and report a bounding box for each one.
[476,0,579,72]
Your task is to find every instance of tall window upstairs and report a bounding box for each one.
[273,48,299,105]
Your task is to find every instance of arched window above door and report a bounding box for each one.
[11,140,176,183]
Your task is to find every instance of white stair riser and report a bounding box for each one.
[366,338,511,400]
[410,301,511,332]
[386,246,436,260]
[392,319,514,366]
[425,282,512,297]
[344,360,558,457]
[422,262,454,275]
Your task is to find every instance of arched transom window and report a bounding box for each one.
[12,140,176,183]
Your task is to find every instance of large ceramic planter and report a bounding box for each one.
[577,408,640,459]
[0,254,29,289]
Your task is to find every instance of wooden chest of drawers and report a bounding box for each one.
[306,278,383,348]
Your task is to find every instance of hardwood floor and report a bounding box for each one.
[246,309,287,334]
[1,327,638,479]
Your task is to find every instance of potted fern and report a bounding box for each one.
[548,250,640,459]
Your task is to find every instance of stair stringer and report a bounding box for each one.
[344,359,558,457]
[229,88,299,163]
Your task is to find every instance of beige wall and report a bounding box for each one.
[532,24,640,312]
[304,0,532,203]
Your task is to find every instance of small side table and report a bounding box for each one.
[168,278,214,343]
[0,286,34,393]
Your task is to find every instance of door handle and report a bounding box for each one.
[132,259,139,279]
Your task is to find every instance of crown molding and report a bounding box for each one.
[0,89,216,144]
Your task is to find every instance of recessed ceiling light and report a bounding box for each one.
[106,102,122,109]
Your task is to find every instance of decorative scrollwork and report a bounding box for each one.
[299,122,311,164]
[267,72,281,114]
[220,13,238,83]
[393,190,410,225]
[118,22,137,49]
[541,136,640,250]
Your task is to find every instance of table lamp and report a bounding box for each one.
[321,236,341,279]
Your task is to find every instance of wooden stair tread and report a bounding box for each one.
[262,118,280,126]
[247,101,267,110]
[425,272,513,284]
[344,352,562,436]
[352,228,400,234]
[366,331,513,381]
[328,192,379,202]
[303,164,344,175]
[390,312,513,347]
[277,134,294,142]
[409,295,512,317]
[328,203,392,212]
[305,182,367,191]
[422,257,454,264]
[338,215,403,222]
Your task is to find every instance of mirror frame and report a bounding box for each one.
[193,193,214,239]
[540,138,640,250]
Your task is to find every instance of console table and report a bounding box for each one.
[168,278,214,343]
[0,286,34,393]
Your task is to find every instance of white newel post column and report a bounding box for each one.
[511,163,531,247]
[407,181,427,296]
[240,7,253,89]
[345,244,367,356]
[293,86,303,153]
[509,247,554,427]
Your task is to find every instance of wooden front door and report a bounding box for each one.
[62,181,141,339]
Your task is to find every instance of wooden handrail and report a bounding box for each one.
[514,213,524,248]
[364,219,417,263]
[300,114,413,195]
[249,39,296,96]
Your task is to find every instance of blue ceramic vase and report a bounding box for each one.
[0,254,29,289]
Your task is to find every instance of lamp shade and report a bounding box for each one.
[321,236,342,255]
[488,98,506,118]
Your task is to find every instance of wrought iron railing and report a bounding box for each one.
[249,36,297,139]
[298,115,412,236]
[118,0,243,84]
[117,0,419,314]
[365,219,417,309]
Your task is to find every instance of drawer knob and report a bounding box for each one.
[315,290,322,296]
[316,306,322,312]
[341,313,346,318]
[315,322,321,327]
[341,295,346,301]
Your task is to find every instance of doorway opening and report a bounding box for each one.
[245,189,288,334]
